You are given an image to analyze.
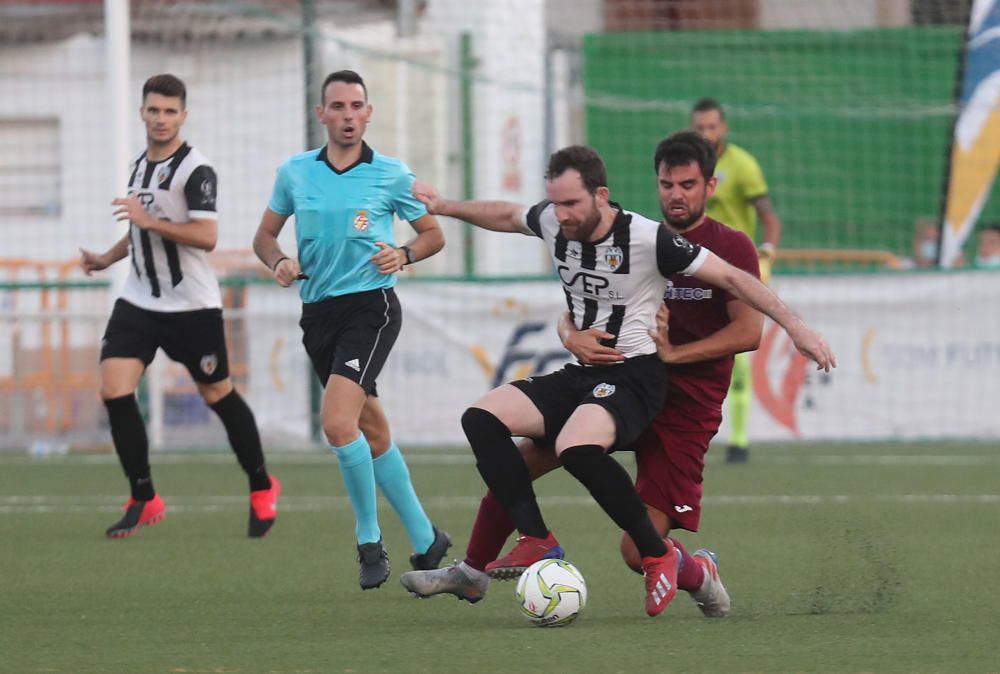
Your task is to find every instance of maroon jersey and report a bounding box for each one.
[658,216,759,432]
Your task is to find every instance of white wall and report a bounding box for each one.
[0,34,303,262]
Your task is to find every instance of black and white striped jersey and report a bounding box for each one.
[120,142,223,312]
[523,201,708,358]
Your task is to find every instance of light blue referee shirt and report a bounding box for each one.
[267,142,428,303]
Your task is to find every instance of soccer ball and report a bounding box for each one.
[516,559,587,627]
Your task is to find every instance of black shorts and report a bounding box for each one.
[300,288,401,395]
[509,354,667,451]
[99,298,230,383]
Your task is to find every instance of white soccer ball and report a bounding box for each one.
[515,558,587,627]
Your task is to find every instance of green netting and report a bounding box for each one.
[583,27,1000,259]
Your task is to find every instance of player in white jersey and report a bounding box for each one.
[411,144,835,616]
[79,74,280,539]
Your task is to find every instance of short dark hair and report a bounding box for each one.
[142,74,186,106]
[691,97,724,119]
[321,70,368,102]
[983,223,1000,234]
[653,131,717,181]
[546,145,607,194]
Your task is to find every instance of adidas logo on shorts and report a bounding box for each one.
[345,358,361,372]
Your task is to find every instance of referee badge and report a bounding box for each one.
[605,246,623,271]
[353,210,369,231]
[200,354,218,376]
[592,382,615,398]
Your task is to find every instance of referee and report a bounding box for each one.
[253,70,449,590]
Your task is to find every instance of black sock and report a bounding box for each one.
[559,444,667,558]
[209,389,270,492]
[461,407,548,539]
[104,394,155,501]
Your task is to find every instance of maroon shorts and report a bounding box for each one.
[634,420,718,532]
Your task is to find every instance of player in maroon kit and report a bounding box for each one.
[400,132,776,616]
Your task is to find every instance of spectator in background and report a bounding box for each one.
[690,97,783,464]
[904,217,964,269]
[974,224,1000,269]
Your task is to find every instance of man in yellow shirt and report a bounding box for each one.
[691,98,783,463]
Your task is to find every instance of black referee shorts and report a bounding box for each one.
[99,298,230,384]
[509,354,668,451]
[299,288,402,395]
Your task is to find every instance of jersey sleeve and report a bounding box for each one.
[720,230,761,302]
[523,200,550,238]
[184,165,218,220]
[656,225,706,276]
[738,153,769,200]
[390,168,430,223]
[266,162,294,216]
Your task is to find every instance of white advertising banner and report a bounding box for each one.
[244,272,1000,448]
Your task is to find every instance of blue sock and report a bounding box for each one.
[372,442,434,554]
[331,435,380,545]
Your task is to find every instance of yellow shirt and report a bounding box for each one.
[707,142,768,241]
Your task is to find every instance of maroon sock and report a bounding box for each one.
[464,490,516,572]
[669,536,705,592]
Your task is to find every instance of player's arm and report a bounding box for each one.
[412,180,531,235]
[253,208,301,288]
[111,196,218,251]
[689,252,835,371]
[650,300,762,365]
[79,233,130,275]
[557,311,625,364]
[373,213,446,274]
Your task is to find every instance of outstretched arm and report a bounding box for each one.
[412,180,531,234]
[692,252,836,371]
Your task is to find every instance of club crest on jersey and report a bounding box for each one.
[604,246,624,271]
[672,234,695,254]
[156,164,172,186]
[592,382,615,398]
[353,210,369,231]
[200,354,218,376]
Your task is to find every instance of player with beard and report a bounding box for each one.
[254,70,451,590]
[404,141,834,616]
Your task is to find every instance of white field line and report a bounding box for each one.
[1,493,998,515]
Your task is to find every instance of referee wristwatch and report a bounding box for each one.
[399,245,416,266]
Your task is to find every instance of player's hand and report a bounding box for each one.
[111,195,153,230]
[272,256,302,288]
[79,248,108,276]
[411,180,446,215]
[648,302,678,363]
[789,324,837,372]
[372,241,405,275]
[563,327,625,364]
